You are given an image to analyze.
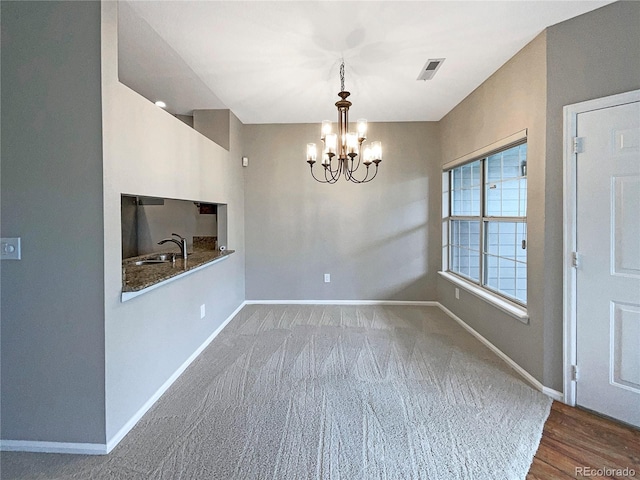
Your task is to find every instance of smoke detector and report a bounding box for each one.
[417,58,445,81]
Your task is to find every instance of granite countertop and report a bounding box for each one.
[122,249,234,293]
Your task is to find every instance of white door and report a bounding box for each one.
[575,99,640,427]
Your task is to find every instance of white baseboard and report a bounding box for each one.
[0,439,107,455]
[435,302,564,402]
[541,386,564,402]
[105,301,247,453]
[244,300,439,306]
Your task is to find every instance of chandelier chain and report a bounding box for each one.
[340,61,345,92]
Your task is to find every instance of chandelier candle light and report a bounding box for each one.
[306,61,382,183]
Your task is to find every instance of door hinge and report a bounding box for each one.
[572,137,584,154]
[571,365,579,382]
[571,252,580,268]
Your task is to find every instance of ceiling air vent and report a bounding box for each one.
[417,58,445,81]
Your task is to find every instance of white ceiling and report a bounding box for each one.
[118,0,613,124]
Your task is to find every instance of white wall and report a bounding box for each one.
[101,2,245,442]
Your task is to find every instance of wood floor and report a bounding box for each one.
[527,401,640,479]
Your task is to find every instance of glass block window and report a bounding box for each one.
[446,143,527,305]
[450,219,480,281]
[484,221,527,303]
[485,144,527,217]
[451,161,481,216]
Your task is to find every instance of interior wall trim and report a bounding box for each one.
[442,128,527,171]
[0,440,108,455]
[244,300,440,306]
[436,302,564,402]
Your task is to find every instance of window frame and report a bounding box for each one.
[443,137,528,311]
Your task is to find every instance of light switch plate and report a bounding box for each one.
[1,237,21,260]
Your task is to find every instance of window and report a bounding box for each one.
[446,143,527,305]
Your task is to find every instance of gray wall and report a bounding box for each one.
[438,33,549,386]
[244,122,440,301]
[542,0,640,385]
[135,199,218,255]
[1,1,106,443]
[194,109,231,151]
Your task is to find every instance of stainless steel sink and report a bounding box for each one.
[134,253,172,265]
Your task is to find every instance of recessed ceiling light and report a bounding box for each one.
[155,100,167,108]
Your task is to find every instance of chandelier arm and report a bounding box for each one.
[348,169,367,183]
[368,166,380,183]
[325,157,341,176]
[336,158,347,180]
[324,160,341,183]
[345,158,368,183]
[345,139,367,176]
[319,153,341,177]
[343,164,360,183]
[325,167,334,183]
[310,164,331,183]
[347,163,379,184]
[311,157,379,184]
[349,155,362,174]
[310,162,343,184]
[360,164,380,183]
[344,162,358,182]
[324,170,339,184]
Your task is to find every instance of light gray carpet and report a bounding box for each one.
[1,305,551,479]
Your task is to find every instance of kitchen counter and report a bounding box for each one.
[121,249,234,301]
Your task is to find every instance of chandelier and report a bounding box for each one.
[306,61,382,184]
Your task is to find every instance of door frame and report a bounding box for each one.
[563,89,640,406]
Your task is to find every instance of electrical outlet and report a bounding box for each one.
[455,288,460,300]
[324,273,330,283]
[200,304,206,319]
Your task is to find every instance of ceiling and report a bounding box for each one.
[118,0,613,124]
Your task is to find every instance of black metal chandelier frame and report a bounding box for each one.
[306,61,382,184]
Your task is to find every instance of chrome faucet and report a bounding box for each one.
[158,233,188,259]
